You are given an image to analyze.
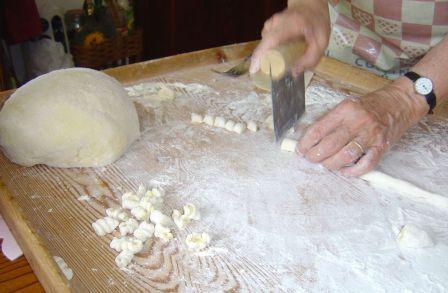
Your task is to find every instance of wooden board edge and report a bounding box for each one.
[0,181,70,293]
[104,41,259,84]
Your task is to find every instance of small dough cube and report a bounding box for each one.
[214,116,227,128]
[225,120,236,131]
[191,113,203,124]
[247,121,258,132]
[115,250,134,268]
[203,114,215,126]
[280,138,298,152]
[232,122,246,134]
[280,138,298,153]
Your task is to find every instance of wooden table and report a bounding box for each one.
[0,245,44,292]
[0,41,447,292]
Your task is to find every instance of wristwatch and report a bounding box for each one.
[404,71,436,114]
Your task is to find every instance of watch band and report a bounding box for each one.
[404,71,436,114]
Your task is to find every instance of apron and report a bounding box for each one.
[326,0,448,79]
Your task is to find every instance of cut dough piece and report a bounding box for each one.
[121,192,140,210]
[247,121,258,132]
[232,122,246,134]
[225,120,236,132]
[110,236,143,254]
[0,68,140,167]
[172,209,190,230]
[53,256,73,280]
[397,225,434,249]
[115,250,134,268]
[280,138,298,153]
[203,115,215,126]
[183,203,201,221]
[92,217,119,236]
[133,221,155,241]
[154,223,173,243]
[191,113,203,124]
[106,207,129,222]
[158,85,175,100]
[119,218,139,236]
[131,206,150,221]
[185,232,211,251]
[150,187,165,198]
[150,210,174,227]
[214,116,227,128]
[361,171,448,210]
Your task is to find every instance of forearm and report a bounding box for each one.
[411,35,448,106]
[392,35,448,123]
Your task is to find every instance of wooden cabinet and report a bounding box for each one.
[133,0,287,60]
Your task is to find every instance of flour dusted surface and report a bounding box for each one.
[114,65,448,292]
[2,61,446,291]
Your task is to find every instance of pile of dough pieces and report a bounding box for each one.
[91,185,211,268]
[191,113,259,134]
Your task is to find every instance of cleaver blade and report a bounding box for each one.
[271,70,305,142]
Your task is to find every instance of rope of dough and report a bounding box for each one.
[361,170,448,209]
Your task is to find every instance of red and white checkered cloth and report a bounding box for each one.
[329,0,448,71]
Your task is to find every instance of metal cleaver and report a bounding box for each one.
[271,70,305,142]
[259,41,307,142]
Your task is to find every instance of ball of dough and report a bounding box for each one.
[397,225,434,249]
[0,68,140,167]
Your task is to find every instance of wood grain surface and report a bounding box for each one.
[0,241,44,293]
[0,41,447,292]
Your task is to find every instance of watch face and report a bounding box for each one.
[415,77,433,95]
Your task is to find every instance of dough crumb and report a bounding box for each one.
[397,225,434,249]
[157,85,175,100]
[53,256,73,280]
[185,232,211,251]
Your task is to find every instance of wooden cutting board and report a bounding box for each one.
[0,41,447,292]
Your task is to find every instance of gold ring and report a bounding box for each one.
[351,140,365,154]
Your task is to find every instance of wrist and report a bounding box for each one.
[391,77,429,123]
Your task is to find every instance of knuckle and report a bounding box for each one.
[307,125,325,141]
[344,146,361,162]
[339,99,357,111]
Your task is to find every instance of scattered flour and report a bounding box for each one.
[110,72,448,291]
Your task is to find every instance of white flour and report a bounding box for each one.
[105,69,448,292]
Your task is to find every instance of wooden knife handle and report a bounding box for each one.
[259,40,306,79]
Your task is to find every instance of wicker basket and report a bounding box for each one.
[70,0,143,69]
[70,29,142,69]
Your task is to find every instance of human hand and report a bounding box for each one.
[250,0,330,76]
[297,78,429,177]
